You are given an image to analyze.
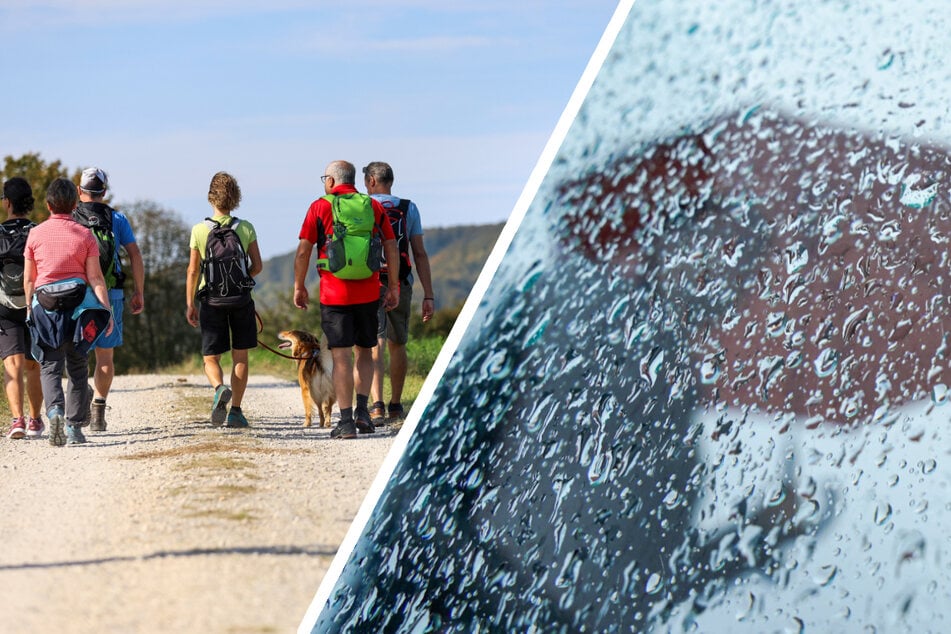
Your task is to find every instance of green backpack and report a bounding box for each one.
[316,193,382,280]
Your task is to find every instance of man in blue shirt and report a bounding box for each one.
[75,167,145,431]
[363,162,434,428]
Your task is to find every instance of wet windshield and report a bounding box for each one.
[313,1,951,631]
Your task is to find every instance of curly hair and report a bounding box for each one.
[2,177,34,216]
[207,171,242,212]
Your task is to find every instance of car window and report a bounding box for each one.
[312,2,951,631]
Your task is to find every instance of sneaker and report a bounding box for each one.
[66,424,87,445]
[48,411,66,447]
[26,417,44,438]
[369,402,386,422]
[225,407,249,428]
[79,383,94,427]
[330,419,357,440]
[7,417,26,440]
[89,399,107,432]
[211,385,232,426]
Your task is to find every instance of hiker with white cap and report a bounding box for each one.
[74,167,145,432]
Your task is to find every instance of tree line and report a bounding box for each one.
[2,153,458,374]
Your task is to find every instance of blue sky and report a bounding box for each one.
[1,0,620,258]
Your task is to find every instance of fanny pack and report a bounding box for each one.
[35,279,87,311]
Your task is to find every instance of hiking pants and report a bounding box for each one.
[40,341,90,426]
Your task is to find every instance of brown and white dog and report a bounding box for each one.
[278,329,335,428]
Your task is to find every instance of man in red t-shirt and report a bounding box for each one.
[294,160,399,439]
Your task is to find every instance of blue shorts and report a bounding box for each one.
[93,296,125,349]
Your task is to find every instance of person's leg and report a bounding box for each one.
[370,285,387,411]
[3,354,24,420]
[25,360,43,420]
[90,347,114,430]
[64,344,91,427]
[40,354,67,447]
[92,347,114,399]
[388,341,409,405]
[230,348,249,407]
[199,301,233,425]
[332,346,355,412]
[223,301,258,428]
[386,283,413,420]
[203,353,225,389]
[354,345,375,399]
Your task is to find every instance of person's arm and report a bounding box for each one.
[23,258,36,318]
[246,240,263,278]
[185,248,202,327]
[85,255,114,335]
[125,242,145,314]
[382,238,400,311]
[410,235,434,322]
[293,239,313,310]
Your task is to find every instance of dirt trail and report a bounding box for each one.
[0,374,394,633]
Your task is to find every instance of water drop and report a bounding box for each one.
[814,348,838,377]
[873,501,893,525]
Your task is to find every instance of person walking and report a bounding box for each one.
[24,178,113,446]
[74,167,145,432]
[293,160,400,439]
[362,162,435,427]
[185,171,262,428]
[0,178,44,439]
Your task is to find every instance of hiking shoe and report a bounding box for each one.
[211,385,232,426]
[66,424,87,445]
[387,403,406,423]
[370,402,386,423]
[89,399,107,432]
[48,411,66,447]
[26,417,44,438]
[79,383,94,427]
[225,407,249,428]
[354,407,375,434]
[7,417,26,440]
[330,419,357,440]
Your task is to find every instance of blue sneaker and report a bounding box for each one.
[211,385,232,426]
[224,407,249,428]
[48,409,66,447]
[66,424,87,445]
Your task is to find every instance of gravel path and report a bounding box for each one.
[0,373,395,633]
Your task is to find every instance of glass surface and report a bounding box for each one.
[315,1,951,631]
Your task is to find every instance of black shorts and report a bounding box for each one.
[320,301,379,349]
[0,315,32,360]
[199,299,258,356]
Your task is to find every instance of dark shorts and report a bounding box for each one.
[377,281,412,345]
[320,301,379,349]
[199,299,258,356]
[0,315,32,360]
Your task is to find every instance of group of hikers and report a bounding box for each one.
[1,159,433,445]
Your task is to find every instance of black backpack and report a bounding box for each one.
[200,216,255,307]
[381,198,412,281]
[73,202,124,290]
[0,219,34,310]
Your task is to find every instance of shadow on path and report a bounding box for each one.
[0,543,337,572]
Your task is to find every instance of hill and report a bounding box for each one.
[252,222,505,311]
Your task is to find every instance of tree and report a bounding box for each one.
[117,200,198,371]
[1,153,81,222]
